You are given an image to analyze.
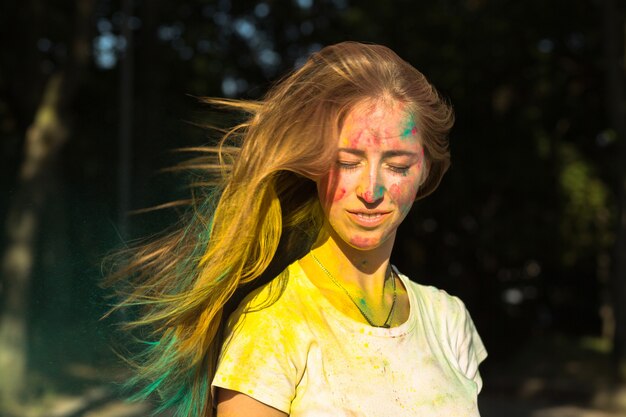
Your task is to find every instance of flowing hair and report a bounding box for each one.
[105,41,454,417]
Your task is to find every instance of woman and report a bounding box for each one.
[110,41,486,417]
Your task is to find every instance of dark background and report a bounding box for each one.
[1,0,626,416]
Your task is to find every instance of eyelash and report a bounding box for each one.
[337,161,360,171]
[337,161,410,174]
[388,165,410,174]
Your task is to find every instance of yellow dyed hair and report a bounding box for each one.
[106,41,453,417]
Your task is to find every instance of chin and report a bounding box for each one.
[347,234,385,250]
[327,221,395,252]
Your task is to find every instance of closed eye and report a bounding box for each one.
[338,160,360,170]
[388,164,410,174]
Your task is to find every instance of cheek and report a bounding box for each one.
[334,187,347,202]
[389,182,419,212]
[319,169,349,204]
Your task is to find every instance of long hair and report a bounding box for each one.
[106,41,454,417]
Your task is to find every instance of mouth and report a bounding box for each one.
[347,210,391,226]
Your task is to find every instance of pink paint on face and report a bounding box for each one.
[333,187,347,202]
[389,183,403,200]
[347,128,365,148]
[389,183,418,215]
[317,99,427,251]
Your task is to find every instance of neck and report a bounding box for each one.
[308,223,396,296]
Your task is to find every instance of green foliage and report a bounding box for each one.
[559,143,613,266]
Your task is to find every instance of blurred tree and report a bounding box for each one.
[0,0,95,406]
[118,0,134,238]
[602,0,626,379]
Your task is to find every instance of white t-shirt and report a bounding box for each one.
[212,261,487,416]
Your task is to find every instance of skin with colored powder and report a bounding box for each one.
[400,115,419,140]
[317,99,425,251]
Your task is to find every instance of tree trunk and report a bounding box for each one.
[0,73,70,405]
[0,0,95,406]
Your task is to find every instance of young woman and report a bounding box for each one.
[110,41,486,417]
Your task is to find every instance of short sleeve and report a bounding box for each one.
[212,305,302,414]
[450,297,488,393]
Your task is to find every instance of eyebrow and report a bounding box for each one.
[338,148,419,158]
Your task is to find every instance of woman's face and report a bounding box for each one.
[317,100,427,251]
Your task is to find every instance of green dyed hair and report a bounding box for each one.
[106,41,453,417]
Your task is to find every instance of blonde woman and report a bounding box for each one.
[110,41,487,417]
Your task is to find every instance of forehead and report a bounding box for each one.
[339,100,421,150]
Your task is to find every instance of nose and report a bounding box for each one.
[357,166,385,203]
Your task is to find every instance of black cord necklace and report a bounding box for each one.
[311,253,397,328]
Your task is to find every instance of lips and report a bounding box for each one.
[347,210,391,227]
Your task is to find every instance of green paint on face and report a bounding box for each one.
[374,185,386,199]
[400,115,418,139]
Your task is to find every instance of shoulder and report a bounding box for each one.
[399,271,488,382]
[400,274,467,317]
[224,263,309,336]
[397,271,478,341]
[214,263,312,412]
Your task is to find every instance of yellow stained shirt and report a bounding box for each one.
[212,261,487,416]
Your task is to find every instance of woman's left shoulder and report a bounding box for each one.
[398,271,488,375]
[397,271,468,315]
